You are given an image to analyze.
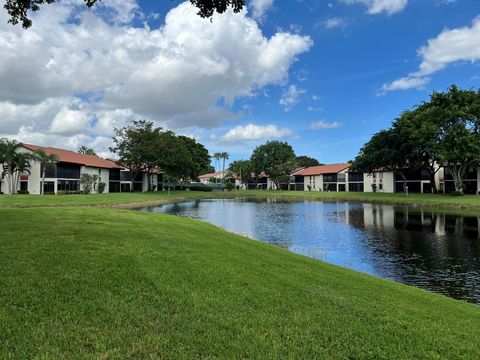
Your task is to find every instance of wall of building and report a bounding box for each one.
[364,171,395,193]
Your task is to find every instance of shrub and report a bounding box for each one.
[450,191,464,196]
[225,182,235,191]
[80,173,98,194]
[98,182,106,194]
[371,183,377,193]
[17,190,29,195]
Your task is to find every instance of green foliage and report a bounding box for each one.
[78,146,96,155]
[250,141,297,188]
[225,182,235,191]
[188,185,213,192]
[177,135,212,180]
[5,0,245,28]
[228,159,253,185]
[296,155,321,168]
[98,182,106,194]
[450,191,464,197]
[79,173,98,194]
[34,149,59,197]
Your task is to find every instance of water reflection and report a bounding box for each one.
[140,199,480,304]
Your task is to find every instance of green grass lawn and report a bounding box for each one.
[1,206,480,358]
[2,189,480,211]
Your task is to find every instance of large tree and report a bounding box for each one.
[296,155,321,168]
[177,135,211,180]
[250,141,297,189]
[352,128,412,193]
[110,120,161,192]
[428,86,480,194]
[5,0,245,28]
[393,108,442,193]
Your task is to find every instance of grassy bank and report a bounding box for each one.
[2,190,480,211]
[1,206,479,359]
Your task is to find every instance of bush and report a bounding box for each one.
[450,191,464,196]
[225,182,235,191]
[57,190,83,195]
[17,190,29,195]
[98,182,106,194]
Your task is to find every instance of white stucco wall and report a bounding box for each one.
[364,171,395,193]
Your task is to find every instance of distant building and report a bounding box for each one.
[0,144,163,195]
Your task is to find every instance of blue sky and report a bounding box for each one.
[0,0,478,165]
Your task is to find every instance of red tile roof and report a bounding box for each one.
[292,163,351,176]
[22,144,121,169]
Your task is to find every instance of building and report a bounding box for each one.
[0,144,163,195]
[291,164,351,192]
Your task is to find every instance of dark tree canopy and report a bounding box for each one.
[78,146,96,156]
[250,141,297,188]
[296,155,321,168]
[5,0,245,28]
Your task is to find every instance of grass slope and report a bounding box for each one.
[1,207,479,359]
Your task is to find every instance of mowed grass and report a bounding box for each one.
[2,190,480,211]
[1,207,480,359]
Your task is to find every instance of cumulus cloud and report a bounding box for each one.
[220,123,293,142]
[381,17,480,93]
[279,85,305,111]
[249,0,274,20]
[49,107,92,135]
[310,120,342,129]
[0,1,312,154]
[342,0,408,15]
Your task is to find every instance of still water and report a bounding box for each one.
[140,198,480,304]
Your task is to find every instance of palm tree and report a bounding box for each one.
[11,152,32,194]
[34,149,59,197]
[220,152,229,184]
[78,146,96,155]
[213,152,222,173]
[0,138,23,197]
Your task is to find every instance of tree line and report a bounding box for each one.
[228,141,320,189]
[352,86,480,194]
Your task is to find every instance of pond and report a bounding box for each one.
[140,198,480,304]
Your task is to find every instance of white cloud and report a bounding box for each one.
[0,1,312,153]
[381,17,480,93]
[323,17,347,29]
[380,76,430,93]
[279,85,305,111]
[49,107,92,135]
[310,120,342,129]
[249,0,274,20]
[221,123,293,142]
[342,0,407,15]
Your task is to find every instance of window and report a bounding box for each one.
[57,180,79,191]
[20,181,28,191]
[121,183,131,192]
[323,174,337,183]
[379,183,383,191]
[57,164,81,179]
[109,169,121,181]
[379,172,383,179]
[349,172,364,182]
[349,183,364,192]
[43,181,55,193]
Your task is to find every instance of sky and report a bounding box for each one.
[0,0,479,166]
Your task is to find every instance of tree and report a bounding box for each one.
[428,86,480,194]
[393,108,442,193]
[220,152,229,184]
[11,152,32,194]
[0,139,24,197]
[352,128,412,193]
[34,149,59,197]
[79,173,99,194]
[177,136,212,180]
[5,0,245,28]
[296,156,321,168]
[156,131,193,190]
[110,120,161,192]
[78,146,96,155]
[228,159,252,187]
[213,152,222,173]
[250,141,297,189]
